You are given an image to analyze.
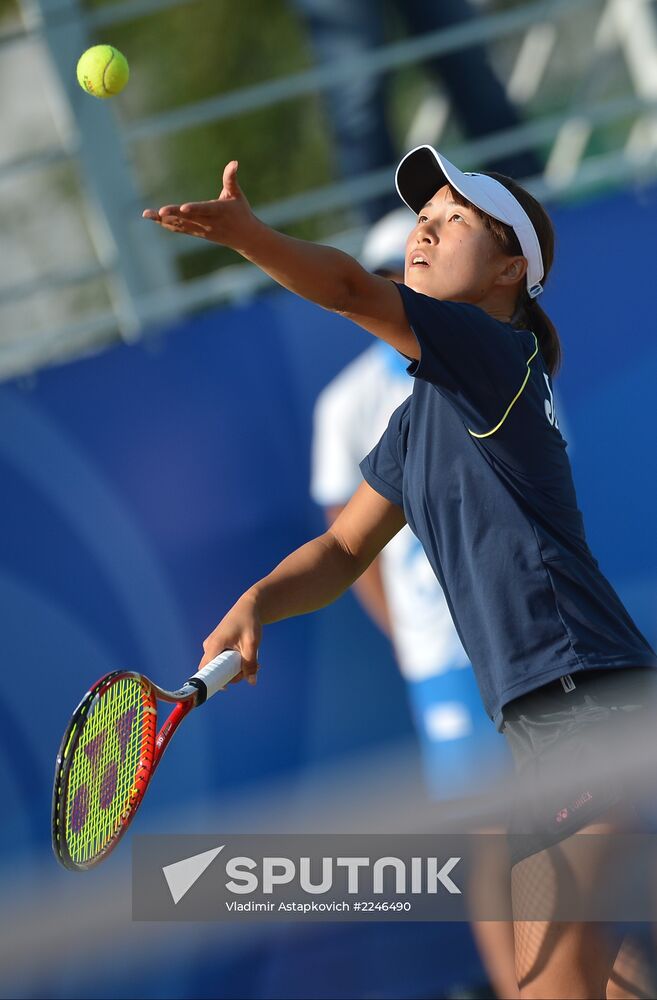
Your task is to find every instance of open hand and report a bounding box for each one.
[142,160,257,250]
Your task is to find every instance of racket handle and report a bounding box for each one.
[188,650,242,703]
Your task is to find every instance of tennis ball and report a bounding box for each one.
[77,45,129,99]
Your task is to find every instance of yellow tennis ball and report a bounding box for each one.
[77,45,129,99]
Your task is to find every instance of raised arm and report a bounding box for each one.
[197,480,406,683]
[142,161,418,360]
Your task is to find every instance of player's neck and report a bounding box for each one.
[473,287,518,325]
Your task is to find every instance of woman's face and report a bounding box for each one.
[404,185,515,306]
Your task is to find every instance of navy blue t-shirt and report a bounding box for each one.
[359,284,656,727]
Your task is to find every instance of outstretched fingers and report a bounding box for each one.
[142,204,185,218]
[179,160,241,213]
[143,160,243,230]
[178,201,221,216]
[142,207,211,236]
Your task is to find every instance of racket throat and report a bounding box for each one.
[185,677,208,705]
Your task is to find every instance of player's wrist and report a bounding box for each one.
[231,213,269,258]
[238,586,264,618]
[242,583,283,627]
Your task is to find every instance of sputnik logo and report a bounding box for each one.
[162,846,225,904]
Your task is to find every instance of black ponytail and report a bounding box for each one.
[512,291,562,376]
[487,172,562,377]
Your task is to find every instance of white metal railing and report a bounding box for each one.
[124,0,598,142]
[1,0,599,180]
[4,135,655,383]
[3,87,653,305]
[1,0,656,379]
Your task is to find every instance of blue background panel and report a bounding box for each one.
[1,182,656,999]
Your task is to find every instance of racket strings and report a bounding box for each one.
[64,675,154,865]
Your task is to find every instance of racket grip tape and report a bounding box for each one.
[187,650,242,703]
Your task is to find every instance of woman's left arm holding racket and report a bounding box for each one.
[52,482,404,869]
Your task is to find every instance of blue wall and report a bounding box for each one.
[1,180,656,999]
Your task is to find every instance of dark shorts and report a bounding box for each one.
[501,667,657,865]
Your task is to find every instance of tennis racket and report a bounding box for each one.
[52,649,241,871]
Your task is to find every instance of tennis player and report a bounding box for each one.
[143,148,657,999]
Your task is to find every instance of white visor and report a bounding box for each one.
[395,145,544,299]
